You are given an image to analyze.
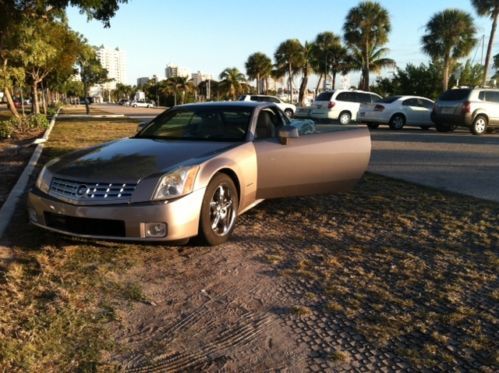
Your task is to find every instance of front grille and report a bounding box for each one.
[44,212,126,237]
[49,177,136,202]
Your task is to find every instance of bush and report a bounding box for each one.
[27,114,49,130]
[0,121,13,139]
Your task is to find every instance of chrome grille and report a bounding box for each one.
[49,177,136,202]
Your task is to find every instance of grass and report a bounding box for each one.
[60,104,112,115]
[0,117,497,370]
[256,175,498,369]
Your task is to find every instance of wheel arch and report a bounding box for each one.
[389,112,406,123]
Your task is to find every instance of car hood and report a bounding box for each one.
[48,138,240,182]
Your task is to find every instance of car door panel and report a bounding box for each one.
[254,128,371,199]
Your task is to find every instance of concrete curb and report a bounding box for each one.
[57,114,125,119]
[0,109,60,239]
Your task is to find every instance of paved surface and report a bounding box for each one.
[368,127,499,202]
[95,103,165,122]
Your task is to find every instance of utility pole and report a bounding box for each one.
[481,34,485,66]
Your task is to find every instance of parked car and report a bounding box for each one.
[432,88,499,134]
[118,99,130,106]
[239,94,296,117]
[28,101,371,246]
[295,89,381,124]
[131,100,155,108]
[358,95,434,130]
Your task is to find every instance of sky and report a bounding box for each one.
[67,0,498,87]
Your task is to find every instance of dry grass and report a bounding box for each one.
[60,105,112,115]
[254,175,498,369]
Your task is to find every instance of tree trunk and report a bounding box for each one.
[443,56,450,92]
[84,84,90,114]
[288,62,293,103]
[483,10,498,86]
[32,82,40,114]
[299,70,308,106]
[332,71,337,90]
[315,73,323,96]
[4,87,20,118]
[364,40,370,90]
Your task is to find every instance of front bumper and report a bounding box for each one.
[27,187,206,241]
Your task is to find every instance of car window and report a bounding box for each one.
[357,93,372,103]
[254,108,283,140]
[138,108,252,141]
[266,96,280,103]
[439,89,471,101]
[378,96,401,104]
[250,96,262,102]
[402,98,418,106]
[336,92,354,102]
[369,94,380,103]
[484,91,499,103]
[419,99,434,110]
[316,91,334,101]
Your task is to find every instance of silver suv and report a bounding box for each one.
[432,88,499,135]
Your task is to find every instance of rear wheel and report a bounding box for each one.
[367,123,380,129]
[471,115,487,135]
[389,114,405,130]
[338,111,351,125]
[198,173,239,246]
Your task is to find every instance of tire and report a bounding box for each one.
[389,114,406,130]
[471,115,488,135]
[284,109,294,118]
[338,111,351,125]
[367,123,380,129]
[198,173,239,246]
[420,126,430,130]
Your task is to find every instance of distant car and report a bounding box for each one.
[239,95,296,118]
[432,88,499,135]
[131,100,155,108]
[28,101,371,246]
[295,89,382,124]
[118,99,130,106]
[358,95,434,130]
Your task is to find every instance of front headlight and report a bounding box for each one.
[152,166,200,201]
[35,158,58,194]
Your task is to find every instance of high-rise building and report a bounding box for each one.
[96,47,127,90]
[191,71,213,86]
[137,77,150,88]
[165,64,190,79]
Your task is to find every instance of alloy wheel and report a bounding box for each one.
[209,184,236,236]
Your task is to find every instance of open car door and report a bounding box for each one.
[252,107,371,199]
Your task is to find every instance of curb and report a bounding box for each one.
[0,109,60,240]
[57,114,125,119]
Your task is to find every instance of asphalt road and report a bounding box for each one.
[97,103,499,203]
[368,127,499,203]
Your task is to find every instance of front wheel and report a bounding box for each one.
[471,115,487,135]
[198,173,239,246]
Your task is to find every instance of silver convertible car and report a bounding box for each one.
[28,102,371,245]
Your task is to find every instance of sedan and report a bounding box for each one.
[131,100,155,108]
[358,95,434,130]
[28,102,371,245]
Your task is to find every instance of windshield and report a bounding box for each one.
[137,107,252,141]
[439,89,471,101]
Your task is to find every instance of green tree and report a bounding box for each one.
[457,60,484,86]
[422,9,477,91]
[78,44,109,114]
[165,76,195,105]
[219,67,246,100]
[343,1,392,90]
[471,0,499,85]
[297,41,314,106]
[245,52,272,94]
[349,44,395,89]
[274,39,305,103]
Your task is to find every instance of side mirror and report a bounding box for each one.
[278,125,299,145]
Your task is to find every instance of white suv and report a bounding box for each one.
[239,95,296,117]
[296,89,381,124]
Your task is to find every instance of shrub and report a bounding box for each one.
[27,114,49,130]
[0,120,13,139]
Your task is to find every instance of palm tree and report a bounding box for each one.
[349,44,395,89]
[343,1,391,90]
[274,39,304,103]
[219,67,246,100]
[311,32,341,92]
[422,9,477,91]
[297,41,314,106]
[245,52,272,94]
[163,76,195,105]
[471,0,499,85]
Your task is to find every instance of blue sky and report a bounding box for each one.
[67,0,497,86]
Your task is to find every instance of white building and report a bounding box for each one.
[191,71,213,86]
[96,47,127,90]
[165,64,190,79]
